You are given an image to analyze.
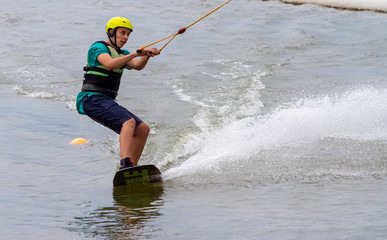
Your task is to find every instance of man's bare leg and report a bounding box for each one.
[119,119,150,166]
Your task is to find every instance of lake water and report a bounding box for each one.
[0,0,386,239]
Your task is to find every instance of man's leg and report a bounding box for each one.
[119,119,150,166]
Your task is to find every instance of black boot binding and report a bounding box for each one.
[119,157,134,170]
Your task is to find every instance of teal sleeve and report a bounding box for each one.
[87,43,131,68]
[87,42,111,67]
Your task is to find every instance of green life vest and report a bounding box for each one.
[82,41,126,99]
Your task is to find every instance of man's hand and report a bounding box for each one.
[139,48,160,57]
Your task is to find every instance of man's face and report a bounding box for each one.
[114,27,131,48]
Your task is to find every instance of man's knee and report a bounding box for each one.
[137,122,150,136]
[122,119,136,131]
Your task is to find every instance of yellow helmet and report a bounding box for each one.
[106,17,133,33]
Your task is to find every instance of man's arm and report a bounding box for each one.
[97,48,159,71]
[126,48,160,70]
[97,52,138,71]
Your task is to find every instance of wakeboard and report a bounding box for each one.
[113,164,162,186]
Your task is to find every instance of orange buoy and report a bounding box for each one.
[70,138,88,145]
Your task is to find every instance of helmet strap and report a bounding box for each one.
[107,28,120,50]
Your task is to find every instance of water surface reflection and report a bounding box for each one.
[74,183,164,239]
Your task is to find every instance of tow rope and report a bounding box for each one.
[137,0,232,53]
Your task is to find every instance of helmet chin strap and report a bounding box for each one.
[107,28,120,50]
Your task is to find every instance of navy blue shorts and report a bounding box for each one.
[82,94,143,134]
